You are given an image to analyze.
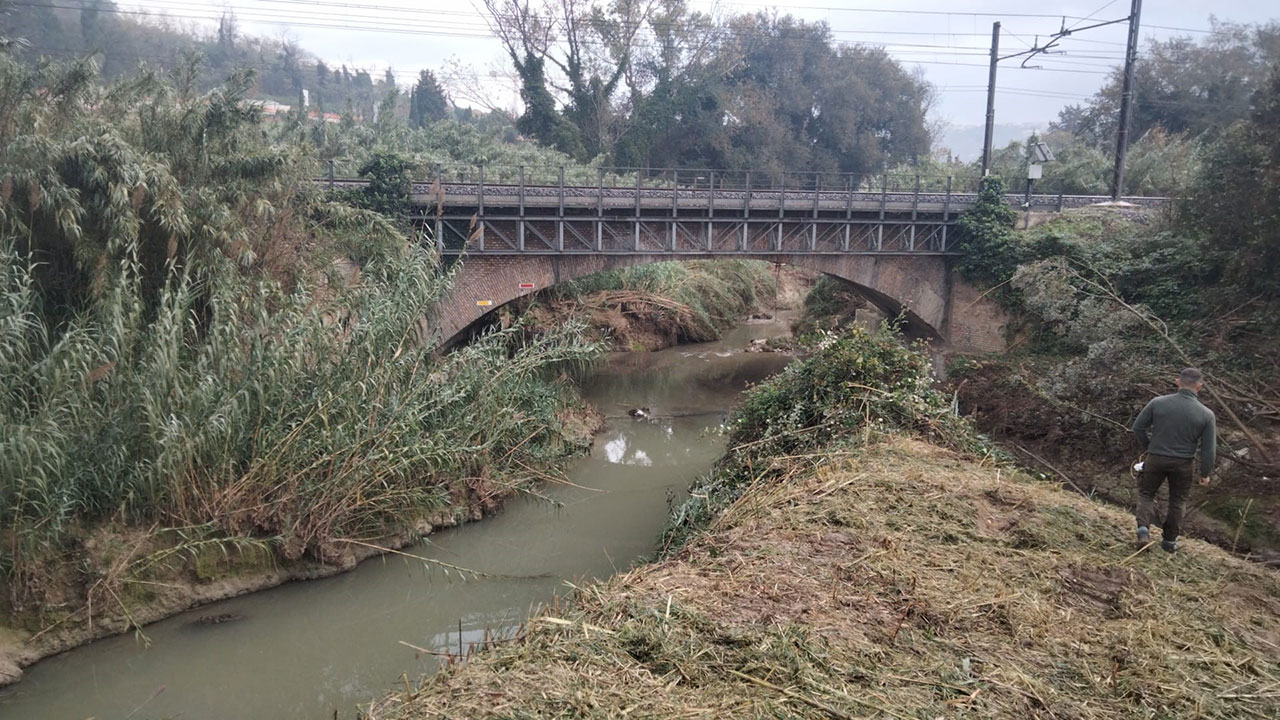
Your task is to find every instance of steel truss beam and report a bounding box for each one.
[431,215,957,256]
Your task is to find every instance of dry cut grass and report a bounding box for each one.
[368,437,1280,719]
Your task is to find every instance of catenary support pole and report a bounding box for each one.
[1111,0,1143,200]
[981,22,1001,176]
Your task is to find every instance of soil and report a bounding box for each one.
[948,358,1280,563]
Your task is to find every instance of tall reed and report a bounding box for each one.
[0,51,602,611]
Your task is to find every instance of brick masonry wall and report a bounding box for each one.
[434,253,1008,354]
[943,274,1008,354]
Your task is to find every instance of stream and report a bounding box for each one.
[0,317,795,720]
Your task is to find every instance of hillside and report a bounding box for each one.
[943,200,1280,558]
[369,436,1280,718]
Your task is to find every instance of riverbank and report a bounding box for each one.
[369,435,1280,718]
[0,314,797,717]
[502,261,815,352]
[0,400,604,688]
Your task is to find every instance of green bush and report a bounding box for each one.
[951,177,1020,288]
[729,328,950,451]
[666,327,987,546]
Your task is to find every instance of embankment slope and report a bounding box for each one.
[371,437,1280,719]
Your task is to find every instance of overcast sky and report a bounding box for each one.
[128,0,1277,149]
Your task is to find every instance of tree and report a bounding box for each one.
[408,69,450,129]
[1053,20,1280,146]
[481,1,932,176]
[952,177,1020,288]
[1179,62,1280,303]
[355,151,414,219]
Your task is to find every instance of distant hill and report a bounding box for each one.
[0,1,396,122]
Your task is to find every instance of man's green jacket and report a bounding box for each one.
[1133,388,1217,474]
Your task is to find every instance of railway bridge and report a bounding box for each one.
[327,166,1164,351]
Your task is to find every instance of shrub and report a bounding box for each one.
[951,176,1020,288]
[666,326,987,545]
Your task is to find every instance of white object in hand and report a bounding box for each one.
[1133,461,1145,472]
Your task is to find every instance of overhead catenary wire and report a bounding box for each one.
[7,0,1122,76]
[11,0,1243,116]
[5,0,1043,53]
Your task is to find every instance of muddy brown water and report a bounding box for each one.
[0,318,794,720]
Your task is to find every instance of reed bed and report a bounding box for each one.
[368,436,1280,719]
[0,54,603,624]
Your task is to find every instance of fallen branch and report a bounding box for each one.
[1009,443,1090,497]
[1065,262,1272,463]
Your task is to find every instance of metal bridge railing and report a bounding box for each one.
[321,160,1174,214]
[324,159,1002,195]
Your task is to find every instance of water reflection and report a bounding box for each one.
[602,429,653,466]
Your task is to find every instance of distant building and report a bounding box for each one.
[254,100,340,124]
[259,100,292,117]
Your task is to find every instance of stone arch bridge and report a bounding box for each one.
[326,168,1163,351]
[438,253,1007,354]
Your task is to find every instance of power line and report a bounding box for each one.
[1067,0,1121,32]
[128,0,1025,42]
[12,0,1007,53]
[689,1,1101,21]
[9,0,1116,74]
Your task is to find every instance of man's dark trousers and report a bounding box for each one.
[1137,453,1194,541]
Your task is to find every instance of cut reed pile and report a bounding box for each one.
[369,436,1280,719]
[512,260,778,350]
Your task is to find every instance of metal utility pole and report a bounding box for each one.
[1111,0,1143,200]
[981,22,1001,176]
[982,11,1137,184]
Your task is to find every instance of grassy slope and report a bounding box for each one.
[369,436,1280,719]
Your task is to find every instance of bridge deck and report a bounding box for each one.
[324,179,1166,214]
[320,179,1167,256]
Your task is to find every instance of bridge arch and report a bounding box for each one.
[433,254,1006,353]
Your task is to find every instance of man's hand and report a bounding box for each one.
[1198,475,1211,486]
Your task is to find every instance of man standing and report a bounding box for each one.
[1132,368,1217,553]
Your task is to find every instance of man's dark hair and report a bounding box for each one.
[1179,367,1204,386]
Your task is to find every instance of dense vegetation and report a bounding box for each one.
[956,62,1280,327]
[668,327,987,545]
[0,50,602,628]
[932,61,1280,554]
